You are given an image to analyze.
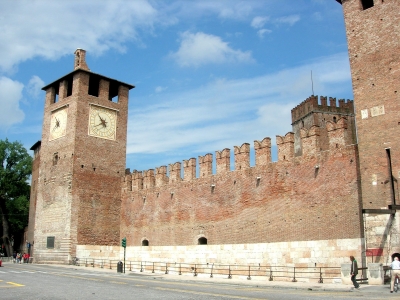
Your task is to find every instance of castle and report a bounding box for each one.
[27,0,400,270]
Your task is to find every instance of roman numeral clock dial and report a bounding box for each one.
[49,107,68,141]
[88,105,117,140]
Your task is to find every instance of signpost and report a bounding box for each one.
[121,237,126,273]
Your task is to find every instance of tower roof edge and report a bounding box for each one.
[41,69,135,91]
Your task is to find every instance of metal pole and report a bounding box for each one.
[292,267,297,282]
[123,247,126,274]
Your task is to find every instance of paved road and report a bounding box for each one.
[0,263,394,299]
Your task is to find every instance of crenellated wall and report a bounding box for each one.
[120,115,362,264]
[291,95,356,157]
[123,117,354,192]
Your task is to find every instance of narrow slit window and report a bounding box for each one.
[53,152,59,166]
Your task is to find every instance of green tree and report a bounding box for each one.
[0,139,32,256]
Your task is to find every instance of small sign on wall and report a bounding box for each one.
[361,109,368,119]
[370,105,385,117]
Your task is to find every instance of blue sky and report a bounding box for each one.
[0,0,353,172]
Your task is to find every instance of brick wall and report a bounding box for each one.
[121,127,362,249]
[341,0,400,256]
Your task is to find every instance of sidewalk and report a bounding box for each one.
[38,263,392,294]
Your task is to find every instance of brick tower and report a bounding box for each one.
[291,95,356,156]
[31,49,134,263]
[338,0,400,258]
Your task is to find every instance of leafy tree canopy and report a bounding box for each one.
[0,139,32,255]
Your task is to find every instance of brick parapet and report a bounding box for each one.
[216,148,230,174]
[276,132,295,161]
[291,95,354,124]
[199,154,213,178]
[124,122,354,191]
[155,166,168,187]
[183,158,196,181]
[254,137,271,166]
[234,143,250,170]
[169,162,182,183]
[143,169,155,189]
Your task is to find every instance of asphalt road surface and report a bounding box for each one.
[0,263,389,299]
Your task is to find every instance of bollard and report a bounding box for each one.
[319,267,323,283]
[269,268,273,281]
[117,261,123,273]
[292,267,297,282]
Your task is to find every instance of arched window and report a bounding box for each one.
[142,239,149,246]
[198,237,207,245]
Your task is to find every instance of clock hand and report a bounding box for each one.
[98,114,107,127]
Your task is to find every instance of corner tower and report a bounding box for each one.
[338,0,400,257]
[31,49,134,263]
[291,95,356,156]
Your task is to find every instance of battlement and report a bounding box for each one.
[124,117,353,191]
[42,49,134,107]
[291,95,354,124]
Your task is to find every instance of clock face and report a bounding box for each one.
[88,105,117,140]
[49,107,68,141]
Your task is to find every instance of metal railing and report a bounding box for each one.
[70,258,342,283]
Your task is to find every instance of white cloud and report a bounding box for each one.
[257,29,272,38]
[0,77,25,128]
[155,86,167,93]
[127,52,352,164]
[163,1,260,21]
[0,0,158,72]
[275,15,301,26]
[170,31,254,67]
[27,76,45,99]
[251,16,269,29]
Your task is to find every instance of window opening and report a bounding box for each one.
[53,84,59,103]
[109,81,119,103]
[88,75,100,97]
[67,76,73,97]
[53,153,59,166]
[198,237,207,245]
[361,0,374,10]
[142,239,149,246]
[47,236,55,249]
[333,116,337,123]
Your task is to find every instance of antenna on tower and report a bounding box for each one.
[311,70,314,95]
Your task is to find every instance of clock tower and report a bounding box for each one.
[31,49,134,263]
